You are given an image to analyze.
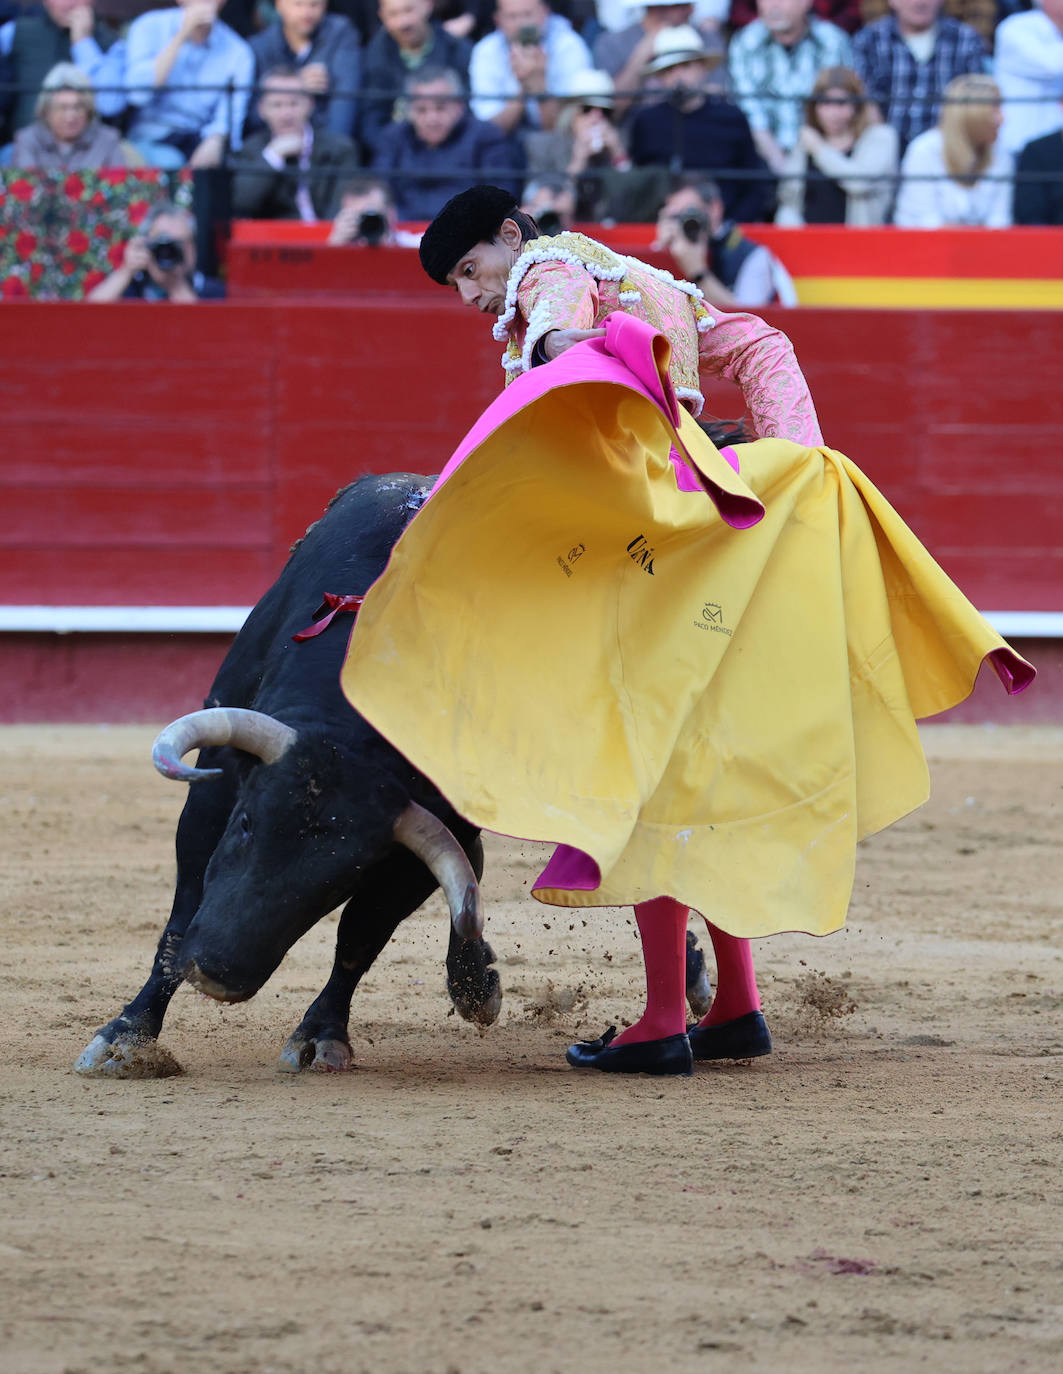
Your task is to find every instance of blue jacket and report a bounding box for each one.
[371,111,524,220]
[360,21,472,154]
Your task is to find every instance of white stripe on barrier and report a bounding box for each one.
[0,606,252,633]
[0,607,1060,637]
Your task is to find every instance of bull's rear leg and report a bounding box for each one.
[276,836,472,1070]
[75,750,241,1078]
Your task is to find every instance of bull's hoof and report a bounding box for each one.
[74,1032,183,1080]
[685,931,713,1021]
[277,1032,353,1074]
[448,966,503,1027]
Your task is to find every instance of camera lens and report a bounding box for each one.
[357,210,388,246]
[679,211,709,243]
[149,237,184,270]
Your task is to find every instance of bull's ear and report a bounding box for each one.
[393,803,482,941]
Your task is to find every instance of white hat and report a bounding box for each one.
[564,68,616,109]
[643,24,721,74]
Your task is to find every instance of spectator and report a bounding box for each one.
[327,172,424,240]
[776,64,900,222]
[231,67,358,219]
[1013,107,1063,223]
[524,66,629,168]
[0,0,122,134]
[652,174,797,305]
[630,25,774,222]
[994,0,1063,156]
[125,1,255,169]
[563,66,630,168]
[86,201,225,300]
[594,3,718,116]
[893,72,1012,224]
[521,170,576,228]
[12,61,132,169]
[249,0,361,140]
[373,66,524,216]
[852,0,987,154]
[728,0,863,34]
[727,0,852,174]
[361,0,473,151]
[468,0,593,134]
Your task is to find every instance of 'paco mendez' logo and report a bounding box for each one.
[694,601,732,636]
[626,534,656,575]
[557,542,586,578]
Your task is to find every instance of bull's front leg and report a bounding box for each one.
[75,752,239,1079]
[279,835,496,1072]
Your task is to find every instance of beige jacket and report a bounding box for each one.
[775,123,900,227]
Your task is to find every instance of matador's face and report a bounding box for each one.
[446,219,524,316]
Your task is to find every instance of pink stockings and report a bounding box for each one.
[612,898,762,1047]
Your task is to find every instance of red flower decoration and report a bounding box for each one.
[107,242,126,268]
[63,173,85,200]
[90,191,106,208]
[30,261,44,283]
[9,179,34,203]
[67,229,90,254]
[15,230,37,257]
[128,199,150,225]
[81,270,105,293]
[93,223,112,241]
[60,259,76,276]
[2,275,28,298]
[97,168,127,186]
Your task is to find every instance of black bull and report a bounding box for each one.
[76,473,711,1078]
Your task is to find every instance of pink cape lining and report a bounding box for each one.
[430,311,763,530]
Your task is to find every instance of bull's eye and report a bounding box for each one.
[239,812,252,836]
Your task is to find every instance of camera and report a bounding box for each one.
[515,24,541,44]
[357,210,389,246]
[535,209,563,237]
[148,237,185,271]
[679,210,710,244]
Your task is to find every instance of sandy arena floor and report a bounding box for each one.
[1,723,1061,1374]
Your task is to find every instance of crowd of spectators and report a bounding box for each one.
[0,0,1061,274]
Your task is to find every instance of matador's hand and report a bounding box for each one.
[541,328,607,360]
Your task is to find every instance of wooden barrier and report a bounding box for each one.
[226,224,1063,309]
[1,297,1060,721]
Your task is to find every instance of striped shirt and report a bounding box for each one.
[728,18,852,152]
[852,16,987,152]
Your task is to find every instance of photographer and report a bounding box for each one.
[86,203,225,301]
[521,173,576,232]
[652,177,796,307]
[327,174,423,244]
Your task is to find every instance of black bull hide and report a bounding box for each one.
[76,473,711,1079]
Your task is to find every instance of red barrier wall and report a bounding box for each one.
[2,298,1061,721]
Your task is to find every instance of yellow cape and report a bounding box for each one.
[340,378,1032,939]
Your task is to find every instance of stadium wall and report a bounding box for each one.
[2,298,1060,723]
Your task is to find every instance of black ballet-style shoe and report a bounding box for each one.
[686,1010,773,1061]
[565,1025,694,1077]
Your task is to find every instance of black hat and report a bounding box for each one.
[419,184,521,286]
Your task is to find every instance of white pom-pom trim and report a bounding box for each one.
[675,385,705,417]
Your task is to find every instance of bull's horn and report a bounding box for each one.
[153,708,298,783]
[394,802,482,942]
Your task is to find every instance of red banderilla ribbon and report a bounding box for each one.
[292,593,365,642]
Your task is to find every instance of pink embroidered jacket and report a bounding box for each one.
[492,232,823,446]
